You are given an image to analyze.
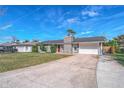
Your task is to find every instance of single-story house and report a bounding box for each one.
[0,35,105,55]
[0,42,39,52]
[14,42,39,52]
[0,43,16,53]
[43,36,106,55]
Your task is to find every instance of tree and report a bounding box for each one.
[32,40,39,42]
[104,39,118,46]
[16,40,20,44]
[23,40,29,43]
[67,29,76,36]
[104,39,119,54]
[114,34,124,42]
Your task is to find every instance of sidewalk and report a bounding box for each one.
[97,55,124,88]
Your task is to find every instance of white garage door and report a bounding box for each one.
[79,46,98,54]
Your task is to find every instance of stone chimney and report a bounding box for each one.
[64,36,74,54]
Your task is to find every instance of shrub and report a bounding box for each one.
[40,44,46,51]
[50,45,57,53]
[32,45,38,52]
[120,48,124,53]
[115,46,121,53]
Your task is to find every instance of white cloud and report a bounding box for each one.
[0,24,13,30]
[113,25,124,31]
[67,17,78,24]
[56,20,67,29]
[57,17,80,29]
[82,11,99,17]
[0,36,13,42]
[3,36,12,40]
[81,31,93,35]
[81,6,103,17]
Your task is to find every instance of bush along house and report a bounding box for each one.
[42,34,106,55]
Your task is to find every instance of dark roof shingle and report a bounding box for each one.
[42,36,106,44]
[74,36,106,42]
[42,40,64,44]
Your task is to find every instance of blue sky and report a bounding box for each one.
[0,5,124,43]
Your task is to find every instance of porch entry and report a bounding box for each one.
[57,45,60,52]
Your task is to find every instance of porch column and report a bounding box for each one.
[100,42,103,55]
[56,45,58,53]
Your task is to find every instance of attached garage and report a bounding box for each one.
[78,42,99,55]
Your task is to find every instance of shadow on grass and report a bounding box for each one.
[113,53,124,66]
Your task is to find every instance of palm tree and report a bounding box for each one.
[67,29,76,36]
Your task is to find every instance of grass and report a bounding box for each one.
[112,53,124,66]
[0,53,70,72]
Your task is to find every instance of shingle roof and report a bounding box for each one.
[74,36,106,42]
[42,36,106,44]
[0,42,39,46]
[42,40,64,44]
[0,36,105,46]
[0,43,13,46]
[13,42,39,46]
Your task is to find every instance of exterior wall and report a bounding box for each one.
[78,42,99,54]
[64,36,74,43]
[64,36,74,53]
[64,44,72,53]
[45,45,51,52]
[16,46,32,52]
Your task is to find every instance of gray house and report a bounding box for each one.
[43,35,106,55]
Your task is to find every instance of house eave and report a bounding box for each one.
[73,41,105,43]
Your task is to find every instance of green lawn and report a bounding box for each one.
[0,53,70,72]
[113,53,124,66]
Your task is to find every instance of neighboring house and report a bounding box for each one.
[13,42,39,52]
[0,42,39,52]
[0,43,17,53]
[43,35,106,55]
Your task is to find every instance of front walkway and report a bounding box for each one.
[97,55,124,88]
[0,54,98,88]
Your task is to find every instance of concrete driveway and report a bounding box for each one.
[97,55,124,88]
[0,54,98,88]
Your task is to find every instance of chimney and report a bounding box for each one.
[64,36,74,54]
[64,36,74,43]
